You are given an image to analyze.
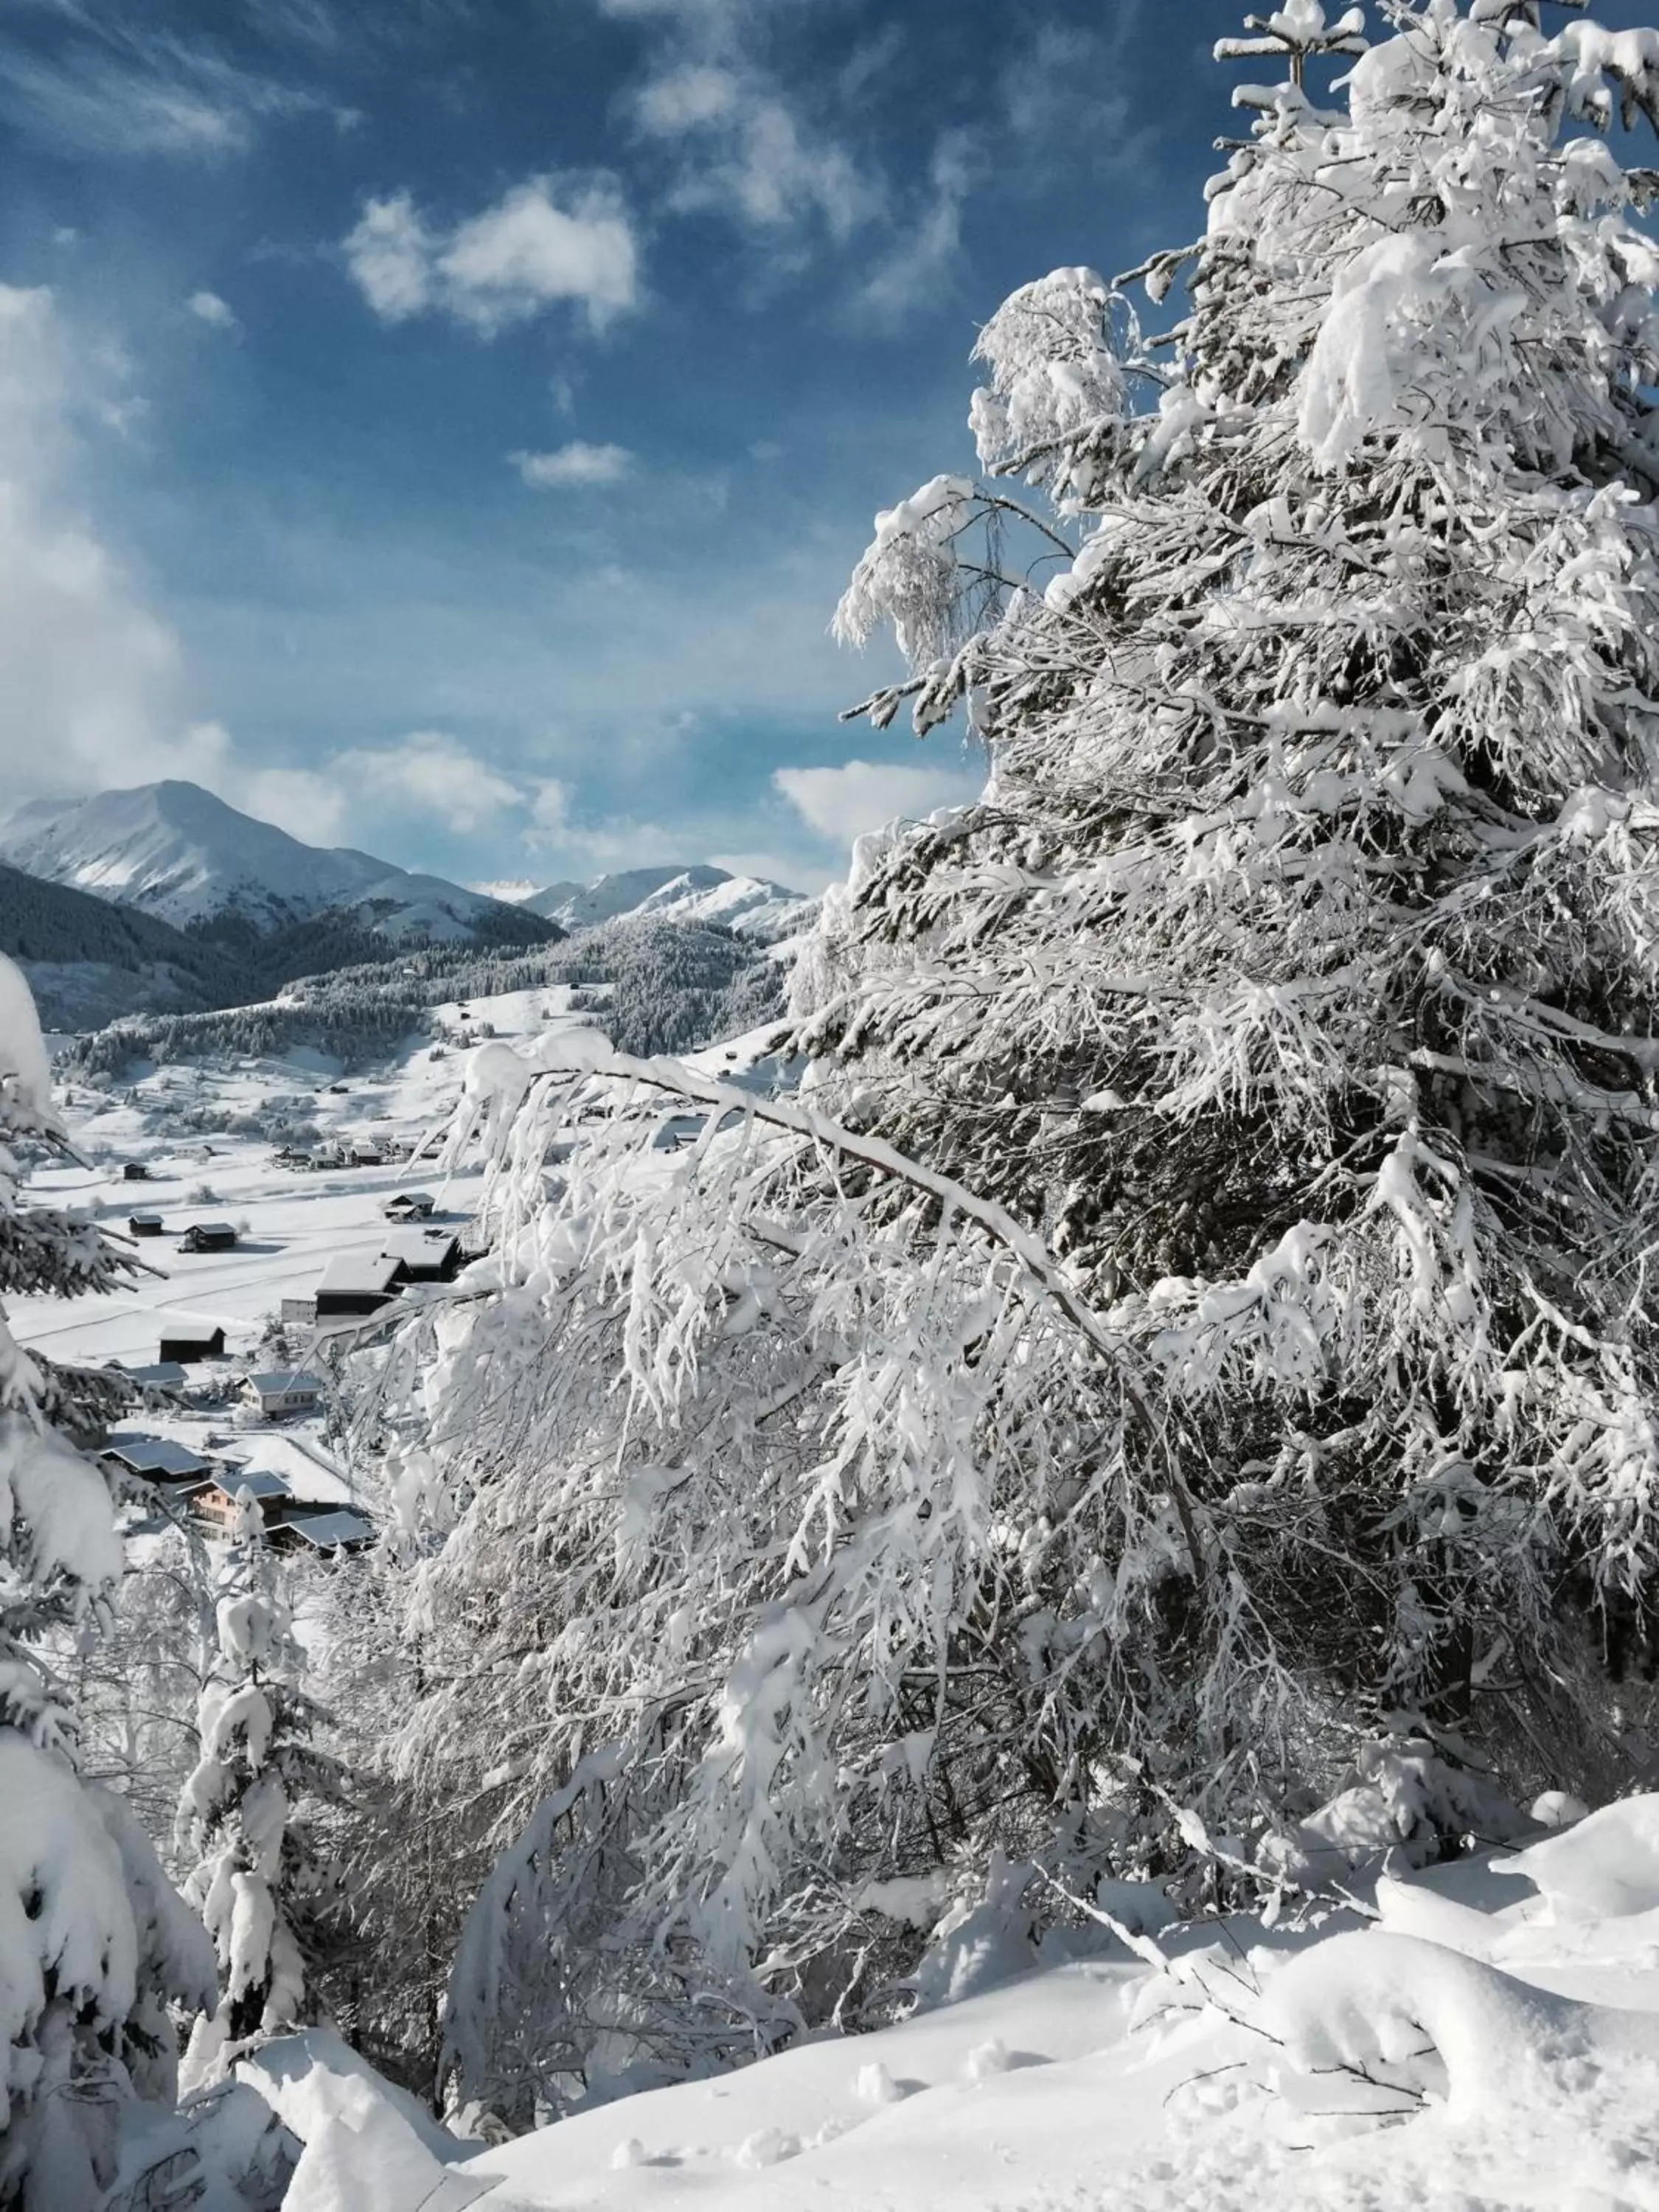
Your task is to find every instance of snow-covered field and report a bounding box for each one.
[263,1795,1659,2212]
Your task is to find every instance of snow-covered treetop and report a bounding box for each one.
[838,0,1659,740]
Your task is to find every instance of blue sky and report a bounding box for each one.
[0,0,1644,894]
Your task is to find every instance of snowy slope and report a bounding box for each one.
[0,783,550,945]
[524,864,814,942]
[271,1795,1659,2212]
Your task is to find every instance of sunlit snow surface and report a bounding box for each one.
[263,1798,1659,2212]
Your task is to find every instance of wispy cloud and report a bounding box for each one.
[0,22,343,159]
[510,441,635,489]
[858,130,974,323]
[344,178,640,337]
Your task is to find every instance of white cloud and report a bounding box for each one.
[510,441,635,489]
[187,288,240,333]
[529,780,571,841]
[243,762,348,844]
[329,731,524,836]
[341,193,431,319]
[344,178,639,338]
[774,757,982,852]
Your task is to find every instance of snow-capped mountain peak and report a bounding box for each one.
[0,782,549,945]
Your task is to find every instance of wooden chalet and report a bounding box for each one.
[181,1222,237,1254]
[158,1325,227,1364]
[192,1467,294,1531]
[128,1211,164,1237]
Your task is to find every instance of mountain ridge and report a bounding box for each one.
[524,863,814,942]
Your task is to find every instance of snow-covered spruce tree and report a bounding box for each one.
[178,1493,344,2074]
[389,0,1659,2111]
[0,953,215,2207]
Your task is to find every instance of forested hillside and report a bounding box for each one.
[0,858,560,1030]
[68,911,784,1074]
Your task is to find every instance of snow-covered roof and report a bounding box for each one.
[317,1252,406,1295]
[189,1222,237,1237]
[114,1362,189,1389]
[103,1435,212,1478]
[248,1371,324,1396]
[284,1509,373,1550]
[380,1226,459,1266]
[212,1467,291,1502]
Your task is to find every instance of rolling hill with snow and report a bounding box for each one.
[0,782,557,947]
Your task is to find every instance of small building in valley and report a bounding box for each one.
[271,1508,375,1557]
[247,1371,324,1421]
[128,1211,165,1237]
[122,1161,150,1183]
[114,1360,189,1396]
[101,1435,215,1486]
[181,1222,237,1254]
[158,1324,227,1365]
[314,1251,408,1319]
[382,1191,435,1222]
[380,1227,462,1284]
[193,1467,294,1531]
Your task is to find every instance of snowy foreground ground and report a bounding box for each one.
[255,1799,1659,2212]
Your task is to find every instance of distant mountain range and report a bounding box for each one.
[519,864,814,943]
[0,782,555,945]
[0,780,815,1032]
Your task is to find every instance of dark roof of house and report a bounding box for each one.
[103,1436,213,1478]
[248,1371,324,1397]
[284,1509,374,1550]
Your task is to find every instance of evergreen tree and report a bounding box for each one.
[385,0,1659,2113]
[0,952,215,2206]
[178,1494,344,2073]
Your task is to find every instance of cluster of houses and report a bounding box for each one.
[100,1428,373,1554]
[302,1195,466,1322]
[126,1209,238,1252]
[272,1135,414,1172]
